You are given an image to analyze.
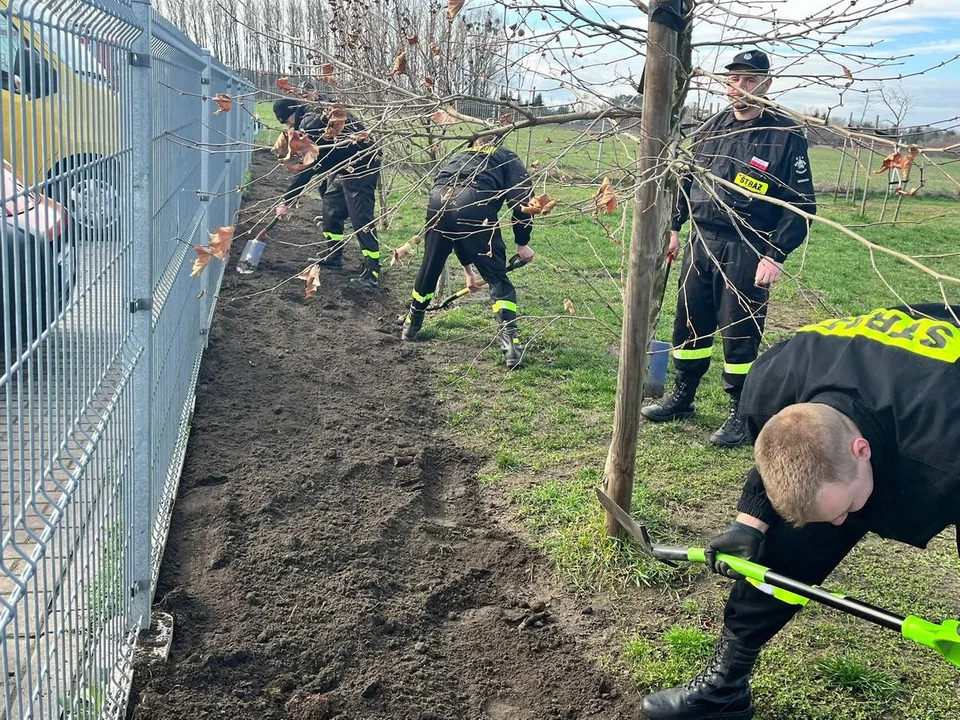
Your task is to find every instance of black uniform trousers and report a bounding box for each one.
[322,172,380,274]
[672,230,769,394]
[411,188,518,325]
[724,520,868,649]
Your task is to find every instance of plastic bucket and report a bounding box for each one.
[645,339,671,398]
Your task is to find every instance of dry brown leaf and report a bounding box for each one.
[842,65,853,81]
[191,246,214,277]
[430,108,458,126]
[276,77,295,94]
[530,160,540,169]
[213,93,232,115]
[544,137,553,144]
[296,264,322,299]
[430,41,441,57]
[288,131,320,165]
[874,146,920,174]
[446,0,465,21]
[408,34,419,45]
[498,113,513,126]
[318,63,337,85]
[272,131,290,160]
[895,185,921,197]
[594,177,618,214]
[520,193,557,216]
[423,76,435,88]
[208,226,235,260]
[391,235,423,265]
[563,298,575,315]
[390,51,408,77]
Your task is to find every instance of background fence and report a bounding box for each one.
[0,0,253,717]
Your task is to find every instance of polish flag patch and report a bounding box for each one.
[749,156,770,171]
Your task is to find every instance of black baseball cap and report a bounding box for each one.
[725,50,770,73]
[273,98,306,124]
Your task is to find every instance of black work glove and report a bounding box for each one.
[704,521,765,579]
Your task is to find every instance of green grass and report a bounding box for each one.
[809,145,960,200]
[254,97,960,717]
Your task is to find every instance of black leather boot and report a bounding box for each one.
[497,322,524,369]
[710,393,748,448]
[401,307,425,341]
[640,375,699,422]
[351,260,380,288]
[641,628,760,719]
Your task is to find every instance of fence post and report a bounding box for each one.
[130,0,155,628]
[199,49,216,340]
[224,74,236,225]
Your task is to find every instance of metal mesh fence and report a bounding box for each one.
[0,0,252,717]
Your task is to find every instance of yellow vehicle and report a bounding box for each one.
[1,0,120,233]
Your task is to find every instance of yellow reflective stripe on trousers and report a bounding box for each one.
[361,249,381,259]
[323,232,344,240]
[672,347,712,360]
[492,300,518,313]
[723,361,753,375]
[412,290,434,303]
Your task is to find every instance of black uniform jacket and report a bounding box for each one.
[283,111,380,201]
[672,108,817,262]
[432,144,535,245]
[737,304,960,549]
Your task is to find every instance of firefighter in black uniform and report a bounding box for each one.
[641,303,960,720]
[274,101,382,286]
[400,134,535,369]
[641,49,817,447]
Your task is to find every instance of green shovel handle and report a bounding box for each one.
[682,547,960,668]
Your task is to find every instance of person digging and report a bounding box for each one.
[641,303,960,719]
[400,133,536,369]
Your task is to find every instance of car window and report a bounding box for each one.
[0,25,22,91]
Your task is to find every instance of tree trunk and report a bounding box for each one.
[603,8,680,537]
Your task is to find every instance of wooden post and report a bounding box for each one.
[603,7,678,537]
[833,137,847,202]
[859,139,875,217]
[847,142,861,203]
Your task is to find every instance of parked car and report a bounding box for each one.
[1,1,119,234]
[1,159,73,360]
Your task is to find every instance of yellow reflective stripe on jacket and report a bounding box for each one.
[492,300,518,313]
[412,290,434,302]
[798,308,960,363]
[464,145,497,155]
[723,361,753,375]
[361,249,381,259]
[673,347,713,360]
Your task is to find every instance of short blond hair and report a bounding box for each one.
[754,404,858,526]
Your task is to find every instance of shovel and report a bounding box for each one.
[426,253,531,312]
[595,488,960,668]
[237,215,281,274]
